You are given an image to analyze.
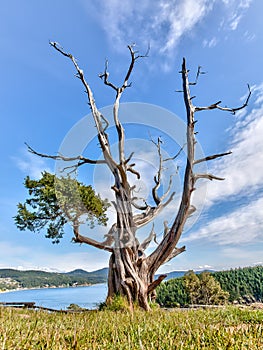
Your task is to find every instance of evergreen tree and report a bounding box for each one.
[14,172,109,243]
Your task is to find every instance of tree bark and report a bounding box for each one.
[46,44,251,311]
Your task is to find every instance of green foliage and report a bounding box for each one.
[184,271,229,305]
[0,307,262,349]
[0,268,107,290]
[156,276,190,307]
[213,266,263,302]
[98,294,131,312]
[157,266,263,308]
[14,172,109,243]
[67,303,85,311]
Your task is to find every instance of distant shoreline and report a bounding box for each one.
[0,283,99,294]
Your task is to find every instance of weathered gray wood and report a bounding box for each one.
[29,44,250,310]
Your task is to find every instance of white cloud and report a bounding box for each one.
[0,240,109,272]
[13,150,52,178]
[203,37,218,48]
[0,242,29,258]
[155,0,213,55]
[182,196,263,245]
[33,250,109,272]
[181,83,263,246]
[203,85,263,207]
[85,0,252,70]
[239,0,253,9]
[221,247,260,261]
[85,0,213,69]
[220,0,252,10]
[229,14,242,30]
[221,0,253,31]
[197,264,212,270]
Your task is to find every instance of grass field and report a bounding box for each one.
[0,306,262,349]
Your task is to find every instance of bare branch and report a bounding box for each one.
[150,136,182,208]
[26,143,106,166]
[134,191,175,228]
[146,57,197,272]
[122,44,149,92]
[194,151,232,165]
[99,113,110,132]
[159,174,174,203]
[99,44,148,95]
[127,165,141,179]
[151,137,163,205]
[124,152,134,165]
[163,143,186,162]
[188,205,196,217]
[99,59,118,92]
[100,44,148,169]
[49,41,72,58]
[189,65,206,85]
[72,221,113,252]
[194,173,225,181]
[147,274,167,294]
[140,224,158,251]
[131,197,148,211]
[164,246,186,264]
[102,224,117,246]
[195,84,251,114]
[49,41,117,173]
[151,136,176,206]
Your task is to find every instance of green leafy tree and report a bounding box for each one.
[14,172,109,244]
[183,270,200,304]
[184,271,229,305]
[156,277,190,307]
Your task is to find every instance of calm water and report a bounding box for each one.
[0,283,107,310]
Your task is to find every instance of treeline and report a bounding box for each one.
[156,265,263,307]
[213,266,263,302]
[0,268,108,291]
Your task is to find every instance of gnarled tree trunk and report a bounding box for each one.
[31,42,250,310]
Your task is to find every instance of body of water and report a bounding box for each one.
[0,283,107,310]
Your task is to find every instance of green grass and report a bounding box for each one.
[0,306,262,349]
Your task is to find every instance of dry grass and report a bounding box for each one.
[0,306,262,349]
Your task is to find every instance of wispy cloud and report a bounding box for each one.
[182,83,263,246]
[90,0,212,58]
[182,196,263,245]
[221,0,253,31]
[0,240,109,272]
[13,150,52,178]
[221,247,261,262]
[197,264,212,270]
[203,37,218,48]
[203,84,263,207]
[86,0,252,70]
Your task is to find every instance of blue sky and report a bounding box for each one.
[0,0,262,272]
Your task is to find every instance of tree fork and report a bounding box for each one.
[16,44,251,311]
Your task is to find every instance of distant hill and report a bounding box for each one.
[0,268,108,291]
[156,265,263,307]
[66,268,108,283]
[156,269,215,281]
[0,267,216,292]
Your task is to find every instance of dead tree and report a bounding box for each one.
[28,42,250,310]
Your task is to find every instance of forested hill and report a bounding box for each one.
[156,265,263,307]
[213,265,263,302]
[0,268,108,291]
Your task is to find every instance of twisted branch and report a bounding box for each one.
[195,84,251,114]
